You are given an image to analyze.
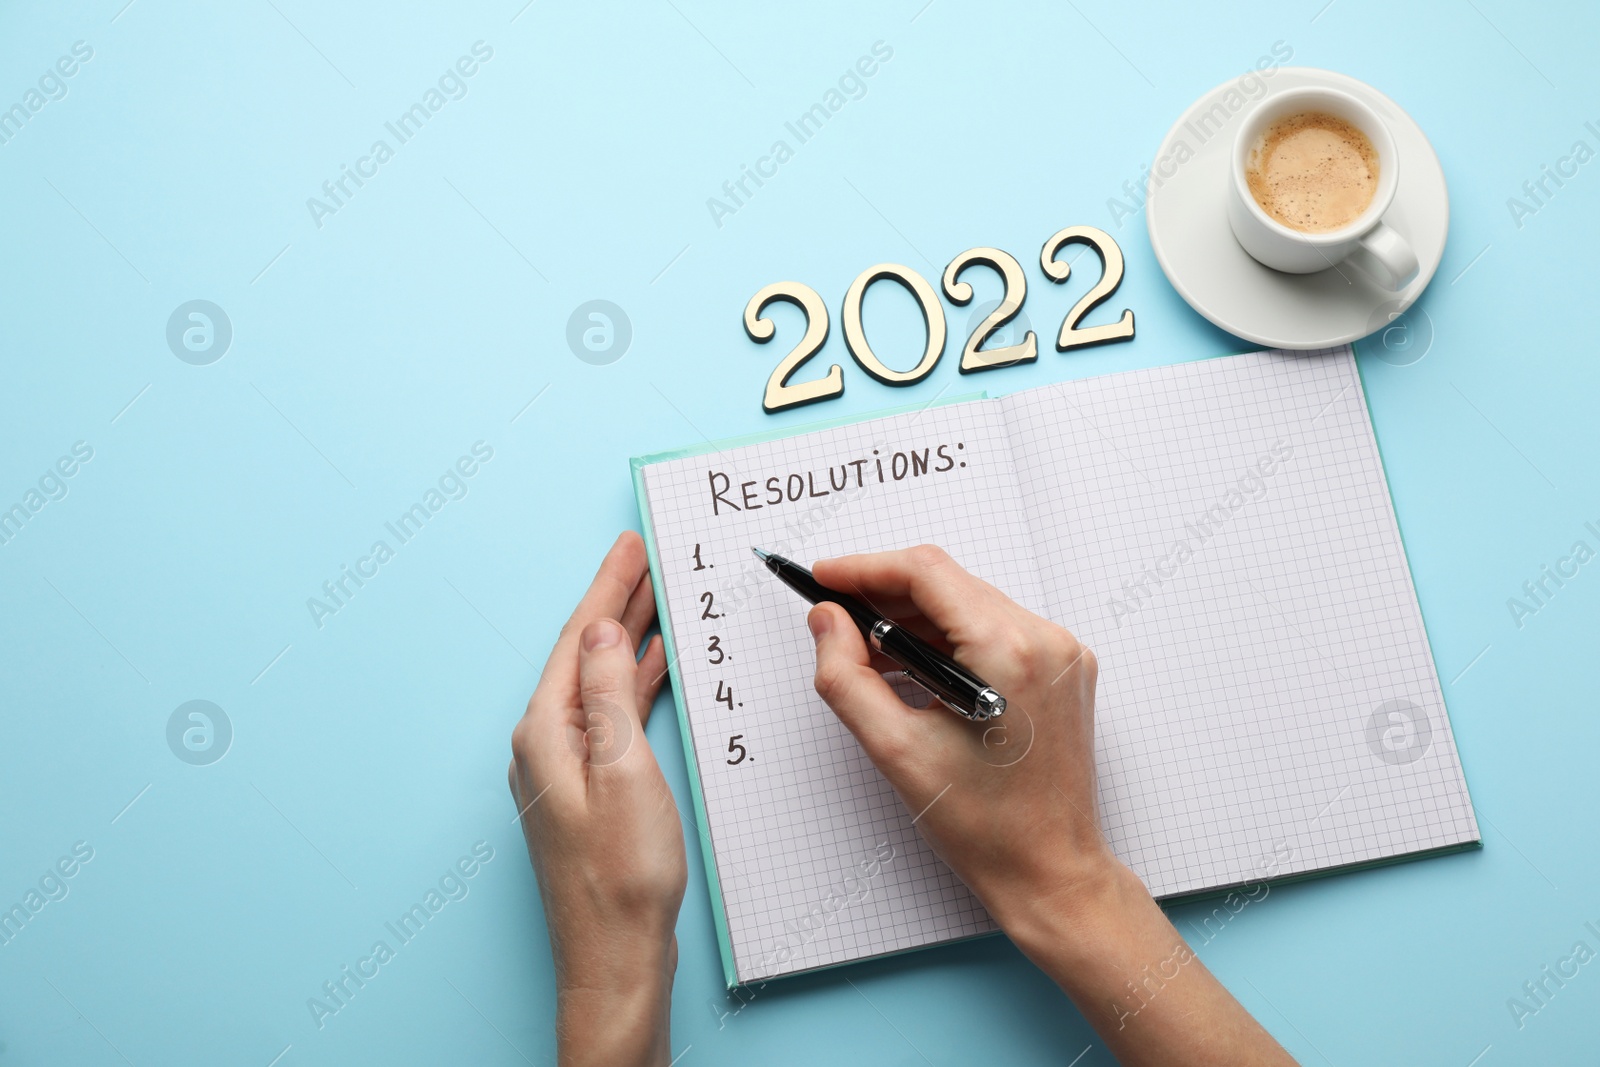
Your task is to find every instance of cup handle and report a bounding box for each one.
[1347,222,1419,290]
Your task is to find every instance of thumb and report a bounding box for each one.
[808,603,916,767]
[576,618,643,772]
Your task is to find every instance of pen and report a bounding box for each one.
[752,547,1006,722]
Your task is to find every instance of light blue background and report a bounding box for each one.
[2,1,1596,1064]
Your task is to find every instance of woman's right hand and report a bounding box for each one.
[805,545,1119,944]
[807,545,1295,1066]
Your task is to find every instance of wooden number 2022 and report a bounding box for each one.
[749,226,1134,413]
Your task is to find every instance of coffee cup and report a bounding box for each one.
[1227,86,1418,290]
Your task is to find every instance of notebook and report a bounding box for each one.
[631,346,1479,988]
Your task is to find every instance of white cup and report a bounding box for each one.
[1226,86,1418,290]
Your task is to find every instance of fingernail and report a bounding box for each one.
[808,608,831,640]
[583,620,621,651]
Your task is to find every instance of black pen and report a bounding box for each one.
[752,548,1005,722]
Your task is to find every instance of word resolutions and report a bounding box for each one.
[707,440,968,517]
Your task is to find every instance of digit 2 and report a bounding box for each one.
[1039,225,1135,351]
[942,246,1037,373]
[745,282,843,413]
[699,592,721,620]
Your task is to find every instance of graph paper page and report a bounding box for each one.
[639,401,1044,983]
[1001,347,1479,899]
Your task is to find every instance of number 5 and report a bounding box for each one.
[726,734,748,765]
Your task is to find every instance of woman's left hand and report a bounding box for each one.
[509,531,686,1067]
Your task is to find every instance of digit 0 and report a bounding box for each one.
[841,264,947,386]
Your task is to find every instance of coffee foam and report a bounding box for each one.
[1245,111,1379,234]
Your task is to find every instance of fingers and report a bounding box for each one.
[512,534,660,824]
[510,625,667,836]
[635,634,668,726]
[576,532,650,627]
[813,545,1012,651]
[808,603,918,766]
[537,532,650,698]
[618,570,658,651]
[815,546,1088,698]
[576,618,644,773]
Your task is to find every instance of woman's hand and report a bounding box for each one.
[807,545,1294,1066]
[806,545,1116,941]
[510,531,686,1067]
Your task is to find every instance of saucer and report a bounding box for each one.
[1145,67,1448,350]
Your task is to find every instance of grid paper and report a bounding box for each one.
[639,346,1478,982]
[1002,347,1478,898]
[641,402,1039,983]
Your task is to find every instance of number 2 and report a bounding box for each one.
[746,282,843,413]
[700,592,720,620]
[1040,225,1135,351]
[942,247,1037,373]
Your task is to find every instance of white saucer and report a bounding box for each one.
[1146,67,1448,350]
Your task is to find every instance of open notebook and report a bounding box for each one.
[632,346,1478,988]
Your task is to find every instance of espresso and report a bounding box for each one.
[1245,111,1379,233]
